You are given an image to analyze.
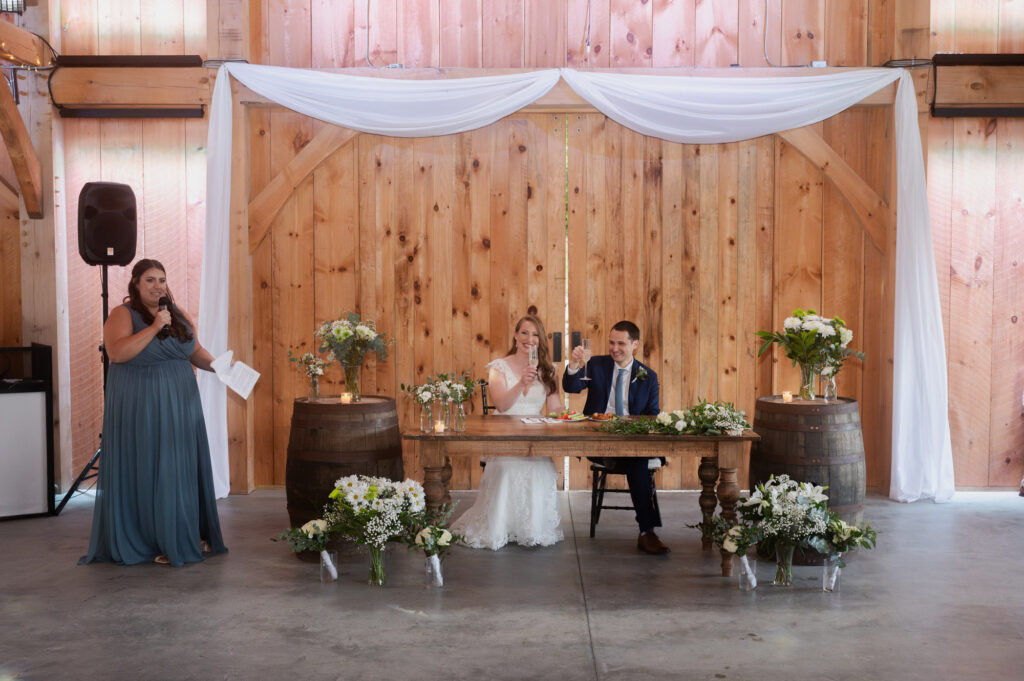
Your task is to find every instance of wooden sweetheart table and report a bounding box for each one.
[403,415,760,575]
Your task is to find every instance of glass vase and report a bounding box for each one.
[419,403,433,433]
[773,543,795,586]
[823,554,842,592]
[736,554,757,591]
[451,402,467,432]
[822,374,838,402]
[367,545,386,586]
[425,553,444,588]
[798,363,818,400]
[308,374,320,401]
[319,550,338,583]
[342,362,361,402]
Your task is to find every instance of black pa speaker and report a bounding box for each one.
[78,182,137,266]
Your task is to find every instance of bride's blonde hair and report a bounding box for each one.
[506,314,557,396]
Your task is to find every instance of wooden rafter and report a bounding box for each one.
[0,20,50,68]
[0,77,42,218]
[248,126,359,252]
[776,127,889,254]
[0,174,18,213]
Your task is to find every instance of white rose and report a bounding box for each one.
[675,420,686,431]
[840,328,853,348]
[673,409,687,419]
[722,538,738,554]
[820,365,835,376]
[300,519,327,537]
[438,530,452,546]
[656,412,672,425]
[414,528,431,546]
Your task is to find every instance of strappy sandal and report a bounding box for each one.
[153,555,170,565]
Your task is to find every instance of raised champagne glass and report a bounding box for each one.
[528,344,539,368]
[580,338,592,382]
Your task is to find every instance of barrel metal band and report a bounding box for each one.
[754,420,861,433]
[755,452,865,466]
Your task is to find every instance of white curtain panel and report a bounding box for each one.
[559,68,954,502]
[200,65,952,502]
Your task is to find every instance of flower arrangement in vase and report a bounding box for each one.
[288,349,330,400]
[400,504,463,588]
[402,371,478,432]
[315,312,390,402]
[807,514,878,591]
[756,309,865,400]
[737,474,830,586]
[323,475,426,585]
[273,518,337,581]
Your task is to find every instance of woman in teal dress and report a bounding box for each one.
[81,259,227,566]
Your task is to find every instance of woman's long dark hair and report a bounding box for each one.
[125,259,193,343]
[505,314,557,397]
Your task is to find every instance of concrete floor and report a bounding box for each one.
[1,489,1022,681]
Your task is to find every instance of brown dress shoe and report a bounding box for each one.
[637,531,670,555]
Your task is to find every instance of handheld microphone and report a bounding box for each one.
[158,296,171,331]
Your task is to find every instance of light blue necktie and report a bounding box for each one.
[614,368,627,416]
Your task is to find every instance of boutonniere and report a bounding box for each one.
[633,366,649,384]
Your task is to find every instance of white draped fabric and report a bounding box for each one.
[199,64,953,502]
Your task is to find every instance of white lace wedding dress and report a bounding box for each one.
[451,357,563,550]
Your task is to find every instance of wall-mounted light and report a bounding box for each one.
[0,1,26,15]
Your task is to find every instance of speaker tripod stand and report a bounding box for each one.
[55,263,112,515]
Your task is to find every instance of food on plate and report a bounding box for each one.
[548,410,586,421]
[589,413,615,421]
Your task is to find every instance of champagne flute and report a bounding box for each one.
[580,338,592,381]
[528,344,539,368]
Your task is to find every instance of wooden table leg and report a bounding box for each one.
[421,440,451,510]
[697,455,719,551]
[717,467,740,576]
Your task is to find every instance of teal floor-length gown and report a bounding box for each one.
[81,304,227,567]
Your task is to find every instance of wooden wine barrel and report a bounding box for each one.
[750,396,866,521]
[285,396,404,529]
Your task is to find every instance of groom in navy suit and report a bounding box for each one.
[562,320,668,555]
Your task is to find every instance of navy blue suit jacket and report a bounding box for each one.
[562,355,659,416]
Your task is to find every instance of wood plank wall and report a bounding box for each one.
[929,0,1024,487]
[249,113,567,488]
[56,0,209,477]
[30,1,1021,491]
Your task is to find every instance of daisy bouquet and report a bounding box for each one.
[324,475,426,585]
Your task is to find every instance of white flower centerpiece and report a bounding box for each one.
[402,371,478,432]
[599,399,749,437]
[315,312,390,402]
[324,475,426,586]
[737,474,830,586]
[756,309,865,400]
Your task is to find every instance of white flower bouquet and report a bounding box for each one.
[756,308,864,399]
[273,518,337,580]
[688,516,762,588]
[316,312,390,367]
[738,474,830,585]
[324,475,426,585]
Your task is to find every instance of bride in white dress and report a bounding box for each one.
[451,315,565,550]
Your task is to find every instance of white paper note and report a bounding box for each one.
[210,350,260,399]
